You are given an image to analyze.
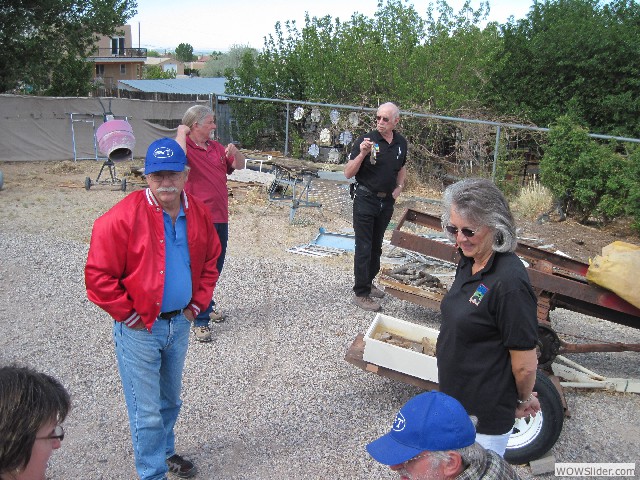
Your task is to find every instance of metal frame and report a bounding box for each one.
[267,164,322,222]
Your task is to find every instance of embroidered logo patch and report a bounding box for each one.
[469,284,489,306]
[392,412,406,432]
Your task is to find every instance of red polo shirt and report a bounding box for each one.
[184,136,235,223]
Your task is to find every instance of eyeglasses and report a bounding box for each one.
[36,425,64,442]
[445,225,477,238]
[147,172,184,183]
[376,115,390,122]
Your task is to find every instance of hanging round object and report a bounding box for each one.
[339,130,353,145]
[308,143,320,158]
[319,128,332,145]
[293,106,304,121]
[330,109,340,125]
[310,108,322,123]
[328,148,341,164]
[348,112,359,126]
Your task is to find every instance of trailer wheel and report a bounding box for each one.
[505,370,564,465]
[121,178,127,192]
[84,177,92,190]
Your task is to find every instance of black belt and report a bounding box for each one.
[357,184,388,198]
[158,309,183,319]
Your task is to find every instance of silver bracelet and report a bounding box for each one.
[517,393,534,404]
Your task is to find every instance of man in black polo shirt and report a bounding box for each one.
[344,102,408,311]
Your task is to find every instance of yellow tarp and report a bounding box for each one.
[586,241,640,309]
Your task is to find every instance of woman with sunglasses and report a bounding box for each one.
[436,178,540,458]
[0,365,70,480]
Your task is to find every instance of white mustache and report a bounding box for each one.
[156,187,179,193]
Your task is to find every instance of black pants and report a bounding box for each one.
[352,188,395,297]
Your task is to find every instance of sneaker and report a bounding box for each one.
[352,294,382,312]
[370,285,385,298]
[209,309,226,323]
[166,454,197,478]
[192,325,212,342]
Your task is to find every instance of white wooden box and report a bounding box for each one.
[363,313,440,382]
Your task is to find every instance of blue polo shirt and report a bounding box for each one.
[161,205,192,312]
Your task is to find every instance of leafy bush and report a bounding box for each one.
[540,115,637,228]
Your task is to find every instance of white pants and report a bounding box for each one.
[476,430,512,457]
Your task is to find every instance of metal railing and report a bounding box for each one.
[88,48,147,58]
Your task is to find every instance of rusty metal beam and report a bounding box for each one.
[559,341,640,354]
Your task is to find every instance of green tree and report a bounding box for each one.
[224,0,498,150]
[200,45,258,77]
[46,55,95,96]
[175,43,195,62]
[0,0,137,95]
[147,50,161,58]
[487,0,640,137]
[143,65,177,79]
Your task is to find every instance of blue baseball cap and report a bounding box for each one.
[366,391,476,466]
[144,138,186,174]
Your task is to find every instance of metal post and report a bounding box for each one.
[284,102,290,157]
[492,125,501,180]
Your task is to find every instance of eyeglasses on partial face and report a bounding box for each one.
[147,171,184,183]
[376,115,390,123]
[445,225,477,238]
[36,425,64,442]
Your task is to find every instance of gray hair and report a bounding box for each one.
[427,416,486,470]
[441,178,517,253]
[182,105,214,128]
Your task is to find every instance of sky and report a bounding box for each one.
[128,0,534,54]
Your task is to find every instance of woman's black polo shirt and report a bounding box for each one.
[436,250,538,435]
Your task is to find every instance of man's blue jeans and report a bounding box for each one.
[113,314,191,480]
[195,222,228,328]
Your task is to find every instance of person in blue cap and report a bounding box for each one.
[86,137,221,480]
[366,391,521,479]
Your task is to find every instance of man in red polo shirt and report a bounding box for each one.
[176,105,245,342]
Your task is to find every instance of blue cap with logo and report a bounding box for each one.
[144,138,187,174]
[366,391,476,466]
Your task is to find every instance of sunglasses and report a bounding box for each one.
[376,115,390,122]
[36,425,65,442]
[445,225,477,238]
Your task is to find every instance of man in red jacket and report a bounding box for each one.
[85,137,220,480]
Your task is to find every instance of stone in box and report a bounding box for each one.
[363,313,440,382]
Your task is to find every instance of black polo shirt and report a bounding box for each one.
[436,250,538,435]
[350,130,407,194]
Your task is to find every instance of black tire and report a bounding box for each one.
[505,370,564,464]
[121,178,127,192]
[84,176,92,190]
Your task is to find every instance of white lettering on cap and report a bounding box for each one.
[153,146,174,159]
[392,412,406,432]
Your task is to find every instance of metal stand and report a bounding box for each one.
[267,164,322,222]
[69,113,100,162]
[70,112,130,192]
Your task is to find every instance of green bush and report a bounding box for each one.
[540,115,638,230]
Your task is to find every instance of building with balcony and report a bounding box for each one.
[88,25,146,89]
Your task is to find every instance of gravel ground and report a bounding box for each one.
[0,160,639,479]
